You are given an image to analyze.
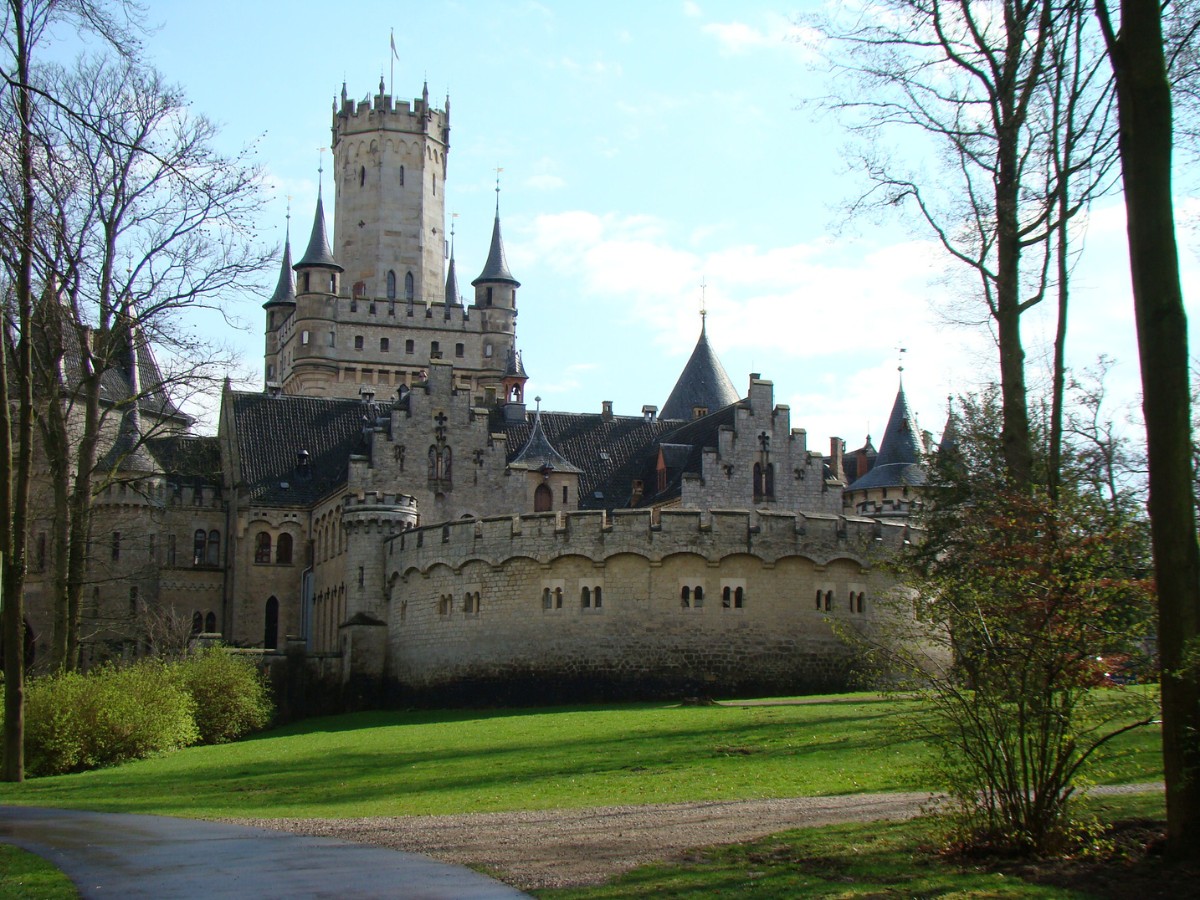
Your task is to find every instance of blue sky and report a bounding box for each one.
[70,1,1200,444]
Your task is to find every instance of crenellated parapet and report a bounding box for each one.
[341,490,419,534]
[387,507,910,577]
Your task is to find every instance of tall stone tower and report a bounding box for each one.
[332,78,450,304]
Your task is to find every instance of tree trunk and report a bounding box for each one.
[1098,0,1200,857]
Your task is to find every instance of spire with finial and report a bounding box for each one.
[699,277,708,333]
[472,168,519,286]
[296,158,343,273]
[444,213,462,307]
[265,202,297,308]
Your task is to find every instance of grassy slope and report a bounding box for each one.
[0,845,78,899]
[0,694,1161,819]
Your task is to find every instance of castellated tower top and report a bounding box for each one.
[332,81,451,306]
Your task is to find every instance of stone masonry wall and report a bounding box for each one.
[381,508,907,703]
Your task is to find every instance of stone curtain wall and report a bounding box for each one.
[381,508,906,703]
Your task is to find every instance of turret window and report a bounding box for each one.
[485,287,493,306]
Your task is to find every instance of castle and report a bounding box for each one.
[23,80,930,704]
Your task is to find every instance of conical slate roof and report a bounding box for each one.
[444,253,461,306]
[510,408,581,473]
[848,381,927,490]
[295,192,343,272]
[505,345,528,378]
[471,212,519,286]
[100,406,161,475]
[660,320,740,420]
[264,236,296,308]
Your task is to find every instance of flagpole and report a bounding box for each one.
[389,28,395,96]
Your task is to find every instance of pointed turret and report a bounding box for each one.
[510,406,580,474]
[444,241,462,307]
[847,378,926,492]
[472,205,519,287]
[264,234,296,309]
[660,316,740,421]
[295,190,343,273]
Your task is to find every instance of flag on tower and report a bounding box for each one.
[390,29,398,60]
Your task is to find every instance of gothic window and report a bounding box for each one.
[554,587,563,609]
[754,463,765,499]
[264,597,279,650]
[542,588,552,610]
[276,533,293,565]
[205,611,217,633]
[441,447,452,482]
[594,587,603,608]
[824,590,833,611]
[206,529,220,566]
[681,586,691,608]
[534,483,552,512]
[735,586,745,608]
[815,589,822,610]
[405,271,415,301]
[192,611,203,634]
[255,531,272,564]
[765,464,775,498]
[694,586,704,607]
[387,270,396,300]
[428,446,438,480]
[399,165,404,185]
[193,529,206,566]
[723,586,732,608]
[359,165,366,187]
[581,587,592,608]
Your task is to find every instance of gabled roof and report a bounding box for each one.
[295,192,343,272]
[471,212,519,286]
[847,382,927,490]
[660,320,740,421]
[229,391,366,505]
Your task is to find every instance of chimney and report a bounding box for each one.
[641,405,657,423]
[830,437,845,482]
[602,400,613,421]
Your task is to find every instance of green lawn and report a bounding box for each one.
[0,845,77,899]
[535,792,1169,899]
[0,693,1161,820]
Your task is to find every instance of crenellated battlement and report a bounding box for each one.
[334,89,448,144]
[386,507,911,575]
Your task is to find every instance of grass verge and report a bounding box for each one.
[0,693,1160,820]
[535,792,1174,899]
[0,845,77,899]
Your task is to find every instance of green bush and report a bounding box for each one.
[174,648,272,744]
[22,661,198,776]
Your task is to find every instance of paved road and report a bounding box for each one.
[0,806,529,899]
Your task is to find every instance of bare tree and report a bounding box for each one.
[13,54,269,671]
[1095,0,1200,859]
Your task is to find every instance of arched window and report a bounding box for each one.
[753,462,763,498]
[387,270,396,300]
[264,597,279,650]
[765,464,775,498]
[276,533,293,565]
[694,586,704,607]
[404,271,414,301]
[594,587,603,608]
[681,586,691,608]
[735,586,745,608]
[815,589,823,610]
[542,588,552,610]
[206,530,220,566]
[581,586,591,608]
[193,529,206,567]
[359,165,366,187]
[191,611,203,634]
[255,531,271,564]
[824,590,833,611]
[441,447,452,482]
[399,165,405,185]
[428,446,439,480]
[722,586,731,608]
[554,587,563,609]
[205,611,217,633]
[534,483,552,512]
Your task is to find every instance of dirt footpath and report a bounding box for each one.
[245,792,932,890]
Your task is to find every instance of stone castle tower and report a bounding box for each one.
[263,79,523,406]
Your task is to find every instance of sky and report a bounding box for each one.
[53,0,1200,445]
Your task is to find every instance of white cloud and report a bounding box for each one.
[683,1,703,17]
[701,14,821,59]
[525,173,566,191]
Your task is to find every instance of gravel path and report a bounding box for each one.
[244,783,1162,891]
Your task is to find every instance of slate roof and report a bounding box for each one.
[847,383,927,490]
[295,192,343,272]
[509,409,582,474]
[265,237,296,307]
[471,212,519,286]
[60,325,191,426]
[229,391,368,505]
[499,410,680,509]
[99,409,161,474]
[444,252,462,306]
[660,321,740,421]
[146,434,222,483]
